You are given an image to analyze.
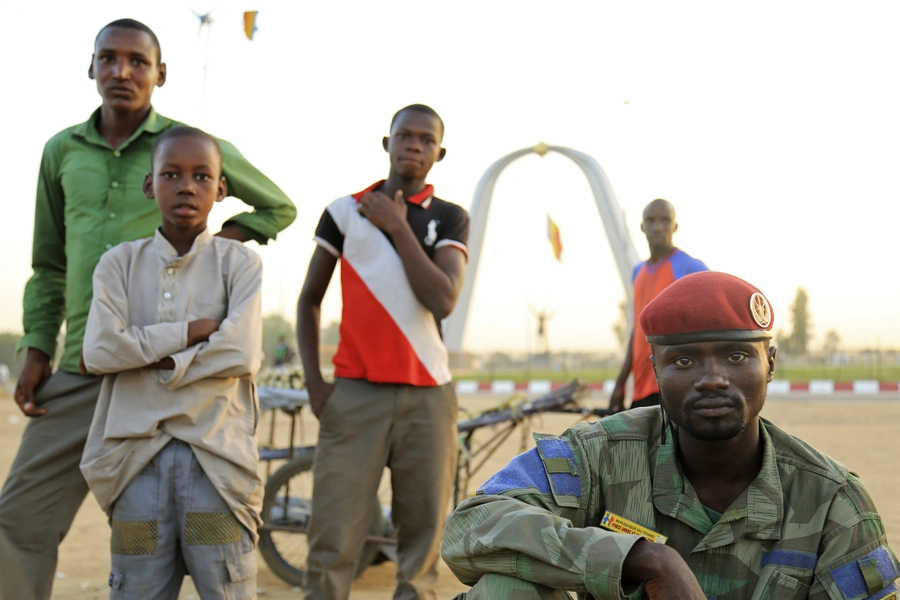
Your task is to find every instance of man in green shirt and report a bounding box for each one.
[442,273,898,600]
[0,19,295,600]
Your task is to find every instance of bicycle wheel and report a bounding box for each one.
[258,450,384,587]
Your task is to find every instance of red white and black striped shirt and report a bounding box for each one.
[314,181,469,386]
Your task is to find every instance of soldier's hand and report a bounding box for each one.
[623,539,706,600]
[307,380,335,420]
[14,349,52,417]
[187,319,221,346]
[608,384,626,413]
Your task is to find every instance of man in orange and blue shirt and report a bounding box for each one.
[609,199,707,411]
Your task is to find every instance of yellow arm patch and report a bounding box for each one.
[600,511,668,544]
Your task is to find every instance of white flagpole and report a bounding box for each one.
[198,20,212,127]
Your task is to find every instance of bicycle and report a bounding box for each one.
[255,379,611,587]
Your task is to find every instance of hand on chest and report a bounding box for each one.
[352,207,442,256]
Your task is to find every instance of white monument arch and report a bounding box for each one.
[443,143,641,352]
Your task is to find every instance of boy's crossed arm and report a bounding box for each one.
[83,251,262,385]
[83,255,199,375]
[157,252,263,390]
[82,319,219,375]
[141,319,221,370]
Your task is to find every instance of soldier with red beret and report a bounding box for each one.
[442,272,898,600]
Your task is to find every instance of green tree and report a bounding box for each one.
[611,299,629,351]
[777,287,813,354]
[262,313,294,367]
[822,329,841,354]
[261,315,340,367]
[321,320,340,345]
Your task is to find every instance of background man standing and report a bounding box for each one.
[0,19,295,600]
[609,198,707,412]
[297,104,468,599]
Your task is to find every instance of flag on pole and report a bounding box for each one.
[243,11,258,40]
[547,214,563,262]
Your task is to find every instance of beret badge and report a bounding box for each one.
[749,293,771,328]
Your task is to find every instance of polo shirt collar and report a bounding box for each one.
[74,106,171,150]
[353,180,434,209]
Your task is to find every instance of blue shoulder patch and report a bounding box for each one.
[868,581,898,600]
[536,438,581,497]
[479,448,551,496]
[831,546,898,599]
[632,261,646,283]
[760,549,817,570]
[670,250,709,280]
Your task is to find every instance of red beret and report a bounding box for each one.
[639,272,774,345]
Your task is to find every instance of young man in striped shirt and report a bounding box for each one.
[297,104,469,600]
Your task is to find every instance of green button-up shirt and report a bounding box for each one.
[18,108,296,373]
[443,411,899,599]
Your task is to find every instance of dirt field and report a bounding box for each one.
[1,391,898,599]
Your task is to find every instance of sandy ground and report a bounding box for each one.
[0,391,898,599]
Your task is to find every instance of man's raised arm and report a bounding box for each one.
[217,139,296,244]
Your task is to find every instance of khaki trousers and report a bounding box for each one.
[304,378,458,600]
[0,371,102,600]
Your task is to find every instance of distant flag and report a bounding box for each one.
[188,6,216,125]
[243,11,258,40]
[547,214,563,262]
[189,7,215,37]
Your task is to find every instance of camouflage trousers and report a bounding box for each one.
[453,574,574,599]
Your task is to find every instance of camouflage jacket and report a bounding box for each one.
[442,409,898,600]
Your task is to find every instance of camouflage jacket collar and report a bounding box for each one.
[652,420,784,549]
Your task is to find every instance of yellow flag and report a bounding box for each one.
[243,11,258,40]
[547,214,563,262]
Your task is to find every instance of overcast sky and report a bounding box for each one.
[2,0,898,352]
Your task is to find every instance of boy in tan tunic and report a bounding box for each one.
[80,126,263,599]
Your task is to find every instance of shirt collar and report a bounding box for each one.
[652,419,783,545]
[154,227,213,265]
[73,106,171,150]
[352,180,434,209]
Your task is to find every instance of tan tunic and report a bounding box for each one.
[80,228,263,540]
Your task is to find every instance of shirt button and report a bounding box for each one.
[166,268,174,275]
[164,292,172,299]
[113,151,121,158]
[111,181,120,188]
[109,212,117,219]
[104,243,112,250]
